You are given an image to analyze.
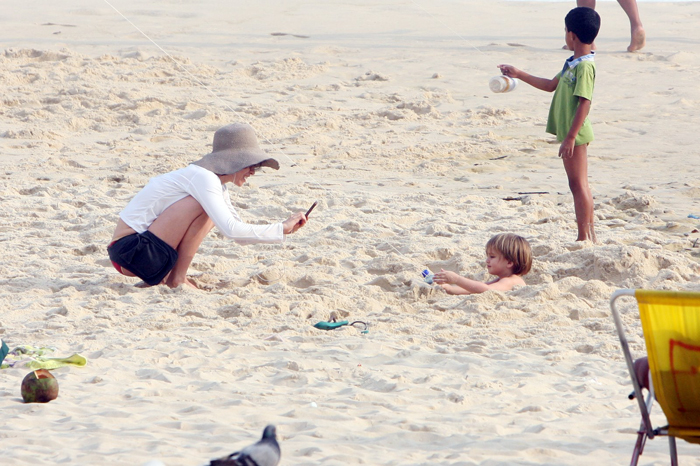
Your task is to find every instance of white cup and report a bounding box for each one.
[489,75,518,93]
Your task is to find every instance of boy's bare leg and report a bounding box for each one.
[562,144,595,242]
[147,196,215,288]
[617,0,645,52]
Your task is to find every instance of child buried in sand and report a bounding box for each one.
[433,233,532,295]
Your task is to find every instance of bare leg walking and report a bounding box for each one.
[568,0,645,52]
[616,0,645,52]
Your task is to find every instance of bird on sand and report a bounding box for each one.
[209,425,281,466]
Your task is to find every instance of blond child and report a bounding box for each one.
[433,233,532,295]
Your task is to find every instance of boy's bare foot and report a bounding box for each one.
[627,26,646,52]
[589,224,597,244]
[575,224,597,243]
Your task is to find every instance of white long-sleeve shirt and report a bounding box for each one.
[119,164,284,245]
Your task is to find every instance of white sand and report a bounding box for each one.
[1,1,700,464]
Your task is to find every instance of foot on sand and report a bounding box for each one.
[134,278,198,289]
[166,277,198,290]
[181,279,198,290]
[627,27,646,52]
[563,28,644,53]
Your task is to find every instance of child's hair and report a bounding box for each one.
[485,233,532,276]
[565,7,601,45]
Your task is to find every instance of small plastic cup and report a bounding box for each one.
[489,75,518,93]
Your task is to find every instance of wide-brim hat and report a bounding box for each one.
[191,123,279,175]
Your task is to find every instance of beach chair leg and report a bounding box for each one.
[630,430,647,466]
[669,436,678,466]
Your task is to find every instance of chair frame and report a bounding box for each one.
[611,289,679,466]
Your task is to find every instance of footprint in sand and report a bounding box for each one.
[41,22,77,27]
[270,32,310,39]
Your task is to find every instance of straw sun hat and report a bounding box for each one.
[192,123,280,175]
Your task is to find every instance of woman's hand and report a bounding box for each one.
[282,212,307,234]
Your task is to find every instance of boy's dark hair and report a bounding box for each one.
[486,233,532,276]
[565,7,601,44]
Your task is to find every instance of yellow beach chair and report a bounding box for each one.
[611,289,700,466]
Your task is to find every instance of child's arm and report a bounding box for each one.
[434,269,524,294]
[433,269,493,294]
[497,64,558,92]
[558,97,591,158]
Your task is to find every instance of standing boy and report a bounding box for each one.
[499,7,600,242]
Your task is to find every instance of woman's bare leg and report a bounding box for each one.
[164,212,214,288]
[147,196,214,288]
[571,0,644,52]
[617,0,645,52]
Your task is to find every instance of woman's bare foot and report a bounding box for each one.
[166,276,198,289]
[181,278,198,290]
[627,26,646,52]
[134,278,197,289]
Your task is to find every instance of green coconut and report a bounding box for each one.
[21,369,59,403]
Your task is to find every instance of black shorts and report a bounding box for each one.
[108,231,178,286]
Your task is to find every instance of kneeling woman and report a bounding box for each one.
[108,123,307,288]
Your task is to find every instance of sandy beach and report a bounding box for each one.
[1,1,700,464]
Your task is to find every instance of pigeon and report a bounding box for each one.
[209,425,281,466]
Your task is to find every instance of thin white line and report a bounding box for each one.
[101,0,305,171]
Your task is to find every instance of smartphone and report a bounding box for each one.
[305,201,318,218]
